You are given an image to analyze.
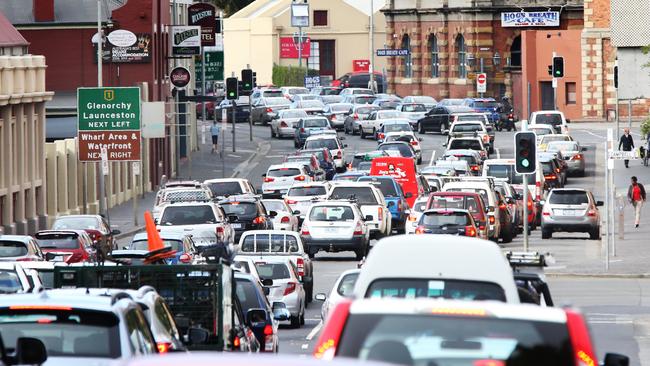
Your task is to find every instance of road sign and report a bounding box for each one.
[304,75,321,88]
[170,67,191,88]
[196,51,224,84]
[477,73,487,93]
[608,150,638,160]
[376,49,410,57]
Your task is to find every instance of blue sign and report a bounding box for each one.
[304,75,321,88]
[376,49,410,57]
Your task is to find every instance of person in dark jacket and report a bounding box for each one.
[627,176,646,228]
[619,128,635,168]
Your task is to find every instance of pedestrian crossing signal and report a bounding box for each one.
[226,77,238,100]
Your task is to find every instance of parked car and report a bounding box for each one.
[281,86,309,100]
[34,229,96,263]
[541,188,602,239]
[359,109,404,139]
[0,235,44,262]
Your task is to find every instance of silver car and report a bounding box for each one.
[254,257,306,328]
[546,140,587,177]
[541,188,603,240]
[315,269,360,321]
[271,109,308,138]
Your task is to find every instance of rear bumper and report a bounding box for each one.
[542,222,598,232]
[278,127,296,137]
[301,236,367,251]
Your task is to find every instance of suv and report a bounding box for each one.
[453,112,495,146]
[357,176,410,232]
[528,110,570,134]
[262,163,312,198]
[332,72,385,93]
[463,97,500,123]
[303,134,347,172]
[426,191,489,239]
[448,120,492,153]
[294,116,333,148]
[157,201,235,247]
[328,182,391,238]
[0,235,44,262]
[445,136,489,159]
[359,110,404,139]
[219,196,275,242]
[442,181,501,241]
[284,182,331,221]
[541,188,603,239]
[416,105,476,134]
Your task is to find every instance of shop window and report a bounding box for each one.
[313,10,328,27]
[456,35,466,79]
[566,82,577,104]
[402,34,412,78]
[510,35,521,67]
[429,34,439,78]
[307,41,320,71]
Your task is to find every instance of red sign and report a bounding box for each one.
[280,37,311,59]
[78,131,141,162]
[477,73,487,84]
[370,157,419,207]
[353,59,370,72]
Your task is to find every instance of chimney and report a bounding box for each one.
[33,0,55,22]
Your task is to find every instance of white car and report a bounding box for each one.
[396,103,428,127]
[445,136,489,160]
[253,257,306,328]
[156,201,236,247]
[300,201,371,259]
[482,158,546,203]
[448,120,491,152]
[270,109,308,138]
[442,181,501,241]
[402,95,437,110]
[359,110,404,139]
[262,163,313,198]
[261,199,299,231]
[529,124,556,145]
[528,110,570,134]
[339,87,374,96]
[284,182,331,221]
[404,196,429,234]
[303,134,347,171]
[281,86,309,101]
[203,178,256,200]
[0,262,32,293]
[327,182,391,238]
[315,269,360,321]
[538,134,574,151]
[383,131,422,164]
[152,186,213,220]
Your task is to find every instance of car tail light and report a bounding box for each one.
[253,216,266,224]
[314,300,352,359]
[587,209,597,217]
[407,215,418,222]
[216,226,225,240]
[179,253,192,263]
[296,258,305,276]
[527,200,533,210]
[470,165,480,171]
[301,224,310,236]
[565,308,598,366]
[285,199,297,204]
[337,151,342,159]
[294,175,306,181]
[378,207,383,219]
[264,324,274,336]
[545,175,557,180]
[157,342,172,353]
[266,107,273,113]
[331,115,337,120]
[233,336,241,349]
[410,140,418,146]
[535,181,541,201]
[353,222,363,236]
[264,177,275,183]
[353,113,359,120]
[479,224,486,231]
[571,154,583,160]
[465,226,477,237]
[542,205,551,216]
[300,127,306,133]
[280,121,288,127]
[378,132,385,140]
[281,216,291,223]
[488,215,495,224]
[482,135,490,143]
[556,168,561,173]
[415,226,426,234]
[499,203,507,209]
[283,282,297,296]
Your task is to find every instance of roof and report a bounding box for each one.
[0,0,125,25]
[0,288,130,312]
[0,235,32,243]
[0,10,28,47]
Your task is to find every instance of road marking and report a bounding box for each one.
[306,321,323,341]
[495,148,501,159]
[301,344,310,350]
[573,129,605,139]
[429,151,437,166]
[228,154,241,158]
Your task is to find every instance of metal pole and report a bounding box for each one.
[231,72,236,153]
[247,63,253,142]
[605,128,613,270]
[97,0,106,216]
[133,163,138,226]
[615,60,620,141]
[527,82,531,119]
[201,48,207,148]
[298,27,303,69]
[368,0,375,93]
[552,51,557,110]
[82,163,87,214]
[522,119,529,251]
[479,58,484,98]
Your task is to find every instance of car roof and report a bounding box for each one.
[0,288,136,312]
[353,235,519,302]
[423,208,472,214]
[443,181,491,189]
[240,229,301,237]
[35,229,86,236]
[330,181,376,188]
[446,106,476,112]
[0,235,33,243]
[483,158,516,164]
[160,201,216,207]
[268,163,306,170]
[305,134,337,141]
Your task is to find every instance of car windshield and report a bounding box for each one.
[35,233,79,249]
[160,205,217,225]
[541,161,555,175]
[472,100,498,108]
[262,90,283,97]
[402,104,426,112]
[452,124,483,133]
[413,200,428,213]
[255,263,291,280]
[549,190,589,205]
[288,186,327,196]
[530,127,553,136]
[309,205,356,221]
[131,239,183,252]
[0,270,23,293]
[365,279,506,301]
[0,241,28,258]
[379,143,414,158]
[268,168,301,177]
[354,96,376,104]
[262,200,287,213]
[535,113,563,125]
[330,187,378,205]
[485,164,523,184]
[358,162,373,171]
[337,313,571,363]
[0,309,121,358]
[281,110,308,118]
[421,211,470,226]
[377,111,402,119]
[337,272,360,297]
[303,119,329,128]
[206,181,243,197]
[220,202,258,218]
[300,100,324,108]
[304,139,338,150]
[52,217,99,230]
[446,188,489,207]
[384,124,411,133]
[449,139,482,150]
[265,97,291,106]
[241,234,299,253]
[358,178,398,197]
[547,142,579,152]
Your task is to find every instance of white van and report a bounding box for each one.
[353,235,520,303]
[528,110,569,134]
[482,158,546,202]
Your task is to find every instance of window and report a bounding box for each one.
[313,10,328,26]
[428,34,439,78]
[307,41,320,71]
[456,35,466,79]
[566,82,577,104]
[401,34,412,78]
[510,35,521,67]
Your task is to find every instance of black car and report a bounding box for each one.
[298,148,337,180]
[335,72,385,93]
[234,272,280,353]
[215,98,251,123]
[219,196,275,242]
[416,105,475,134]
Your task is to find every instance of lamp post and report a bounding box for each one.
[493,52,501,70]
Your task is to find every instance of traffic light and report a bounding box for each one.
[552,56,564,78]
[241,69,253,91]
[514,132,537,174]
[547,65,552,76]
[614,65,619,89]
[252,72,257,88]
[226,77,238,100]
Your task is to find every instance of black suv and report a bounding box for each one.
[416,105,475,134]
[219,196,276,242]
[335,72,385,93]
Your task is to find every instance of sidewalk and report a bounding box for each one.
[111,122,269,240]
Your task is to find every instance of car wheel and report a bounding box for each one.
[306,281,313,303]
[300,310,305,326]
[418,122,425,135]
[344,124,349,135]
[360,127,366,139]
[355,248,365,261]
[541,227,552,239]
[441,122,448,135]
[372,128,377,140]
[589,226,601,240]
[290,315,300,328]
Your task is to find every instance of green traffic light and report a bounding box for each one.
[521,159,530,168]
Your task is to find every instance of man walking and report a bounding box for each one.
[627,176,646,228]
[619,128,634,168]
[210,120,220,154]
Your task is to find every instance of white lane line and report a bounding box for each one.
[495,148,501,159]
[573,129,605,139]
[429,151,437,166]
[301,344,310,350]
[306,321,323,341]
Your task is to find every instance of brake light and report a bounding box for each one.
[353,222,363,235]
[253,216,266,224]
[286,199,297,204]
[16,257,35,262]
[545,175,557,180]
[587,209,597,217]
[301,224,310,235]
[571,154,583,160]
[283,282,297,296]
[470,165,480,171]
[157,342,172,353]
[556,168,561,173]
[353,113,359,120]
[264,177,275,183]
[179,253,192,263]
[565,308,598,366]
[294,175,306,181]
[281,216,291,223]
[10,305,72,310]
[216,226,225,240]
[410,140,418,146]
[331,114,337,120]
[415,226,426,234]
[233,336,241,349]
[280,121,288,127]
[296,257,305,276]
[378,207,383,219]
[527,200,533,209]
[266,107,273,113]
[479,225,486,231]
[378,133,385,140]
[264,324,274,336]
[499,203,507,209]
[314,300,352,359]
[488,215,495,224]
[300,127,306,133]
[465,226,477,237]
[407,215,418,222]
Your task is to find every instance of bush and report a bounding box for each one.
[641,117,650,138]
[272,64,318,87]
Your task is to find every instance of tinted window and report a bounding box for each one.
[541,161,555,175]
[549,190,589,205]
[330,187,378,205]
[452,123,483,133]
[421,211,470,226]
[446,188,489,206]
[262,90,283,97]
[472,100,498,108]
[378,143,414,158]
[366,279,506,301]
[330,104,351,112]
[268,168,301,177]
[303,119,329,128]
[304,139,339,150]
[262,200,286,212]
[52,217,100,230]
[35,233,79,249]
[221,202,258,218]
[0,270,23,293]
[354,96,376,104]
[0,241,28,257]
[384,124,411,133]
[236,278,263,311]
[534,113,563,125]
[206,181,243,197]
[163,190,210,202]
[485,164,523,184]
[401,104,426,112]
[358,178,398,197]
[356,106,378,114]
[288,186,327,196]
[309,205,356,221]
[160,206,217,225]
[131,239,183,252]
[448,139,482,150]
[531,127,553,136]
[337,272,360,297]
[255,263,290,280]
[456,114,487,122]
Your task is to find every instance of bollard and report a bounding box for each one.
[617,194,626,240]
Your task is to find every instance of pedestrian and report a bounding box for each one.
[619,128,634,168]
[210,120,220,154]
[627,176,646,228]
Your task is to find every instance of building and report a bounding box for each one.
[381,0,583,119]
[224,0,387,85]
[0,10,54,234]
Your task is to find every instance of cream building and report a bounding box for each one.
[224,0,388,85]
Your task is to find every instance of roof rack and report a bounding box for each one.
[110,291,133,305]
[505,251,554,268]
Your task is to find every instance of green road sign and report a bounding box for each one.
[78,87,141,131]
[195,51,224,83]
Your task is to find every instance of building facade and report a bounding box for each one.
[0,11,53,234]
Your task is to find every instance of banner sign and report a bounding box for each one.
[280,37,311,58]
[353,59,370,72]
[94,33,151,63]
[501,11,560,27]
[376,49,410,56]
[188,3,217,46]
[171,26,201,55]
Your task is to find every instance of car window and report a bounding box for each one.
[401,104,426,112]
[378,143,414,158]
[356,106,378,114]
[531,127,553,136]
[452,123,483,133]
[534,113,563,125]
[262,90,283,98]
[288,186,327,196]
[0,270,23,293]
[303,119,329,128]
[547,142,579,152]
[206,181,243,197]
[0,241,28,257]
[413,200,428,213]
[485,164,523,185]
[330,187,378,205]
[35,233,79,249]
[131,239,183,252]
[268,168,301,177]
[384,124,411,133]
[281,110,308,118]
[299,100,325,108]
[221,202,258,218]
[337,272,360,297]
[154,298,180,340]
[456,114,487,122]
[421,211,471,226]
[358,178,398,197]
[241,234,299,253]
[472,100,498,108]
[255,263,290,280]
[160,205,217,225]
[125,309,157,355]
[309,205,356,221]
[236,278,263,312]
[354,96,376,104]
[549,190,589,205]
[262,200,287,213]
[377,111,402,119]
[448,139,482,150]
[446,188,489,206]
[265,97,291,105]
[52,217,100,230]
[304,139,339,151]
[366,279,506,301]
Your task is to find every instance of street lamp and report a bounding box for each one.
[493,52,501,69]
[466,53,475,71]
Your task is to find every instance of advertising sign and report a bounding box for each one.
[170,67,191,88]
[107,29,137,47]
[501,12,560,27]
[195,51,224,83]
[95,33,151,63]
[353,59,370,72]
[188,3,217,47]
[304,76,321,88]
[171,26,201,55]
[376,49,410,56]
[280,37,311,58]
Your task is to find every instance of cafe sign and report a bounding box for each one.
[501,11,560,27]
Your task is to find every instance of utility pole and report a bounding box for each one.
[479,57,485,98]
[552,51,557,110]
[521,120,529,251]
[96,0,106,216]
[368,0,376,93]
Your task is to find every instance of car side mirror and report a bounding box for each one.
[364,215,373,221]
[315,293,327,301]
[293,210,301,215]
[122,245,129,250]
[262,278,274,287]
[442,143,447,147]
[187,327,210,345]
[539,200,546,206]
[581,147,587,152]
[596,200,604,207]
[246,308,268,328]
[268,210,278,218]
[272,302,291,321]
[262,173,267,177]
[404,192,413,198]
[111,229,121,236]
[14,337,48,365]
[604,353,629,366]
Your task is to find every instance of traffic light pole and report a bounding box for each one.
[552,52,557,110]
[247,64,253,142]
[522,120,529,252]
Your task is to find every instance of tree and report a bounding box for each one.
[211,0,254,16]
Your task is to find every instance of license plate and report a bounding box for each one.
[231,223,243,229]
[561,209,576,216]
[325,227,339,233]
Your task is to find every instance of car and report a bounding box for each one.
[250,87,283,104]
[448,120,492,153]
[494,190,515,243]
[395,103,428,128]
[358,175,411,233]
[541,188,603,239]
[377,141,417,161]
[382,132,423,164]
[303,134,347,172]
[203,178,256,200]
[437,98,465,106]
[442,181,501,241]
[374,119,413,143]
[452,112,495,145]
[300,200,371,259]
[413,208,480,237]
[0,262,32,293]
[343,104,380,135]
[482,158,546,203]
[214,97,251,123]
[322,103,353,130]
[402,95,437,110]
[291,94,320,102]
[156,201,235,247]
[539,133,574,151]
[371,99,401,110]
[404,196,429,234]
[342,94,377,105]
[284,154,327,181]
[311,86,342,95]
[333,171,368,181]
[328,182,391,238]
[314,297,629,366]
[463,97,500,123]
[417,105,476,134]
[251,97,291,125]
[291,99,326,115]
[318,94,345,105]
[444,136,489,159]
[19,261,53,289]
[349,150,389,171]
[280,86,310,100]
[512,184,538,231]
[333,72,384,92]
[261,199,299,231]
[293,116,333,148]
[315,269,360,321]
[339,87,374,96]
[539,155,564,189]
[270,109,308,138]
[219,196,275,242]
[440,149,483,175]
[426,191,489,239]
[0,235,44,262]
[119,352,394,366]
[369,156,419,207]
[129,231,199,264]
[262,163,313,198]
[296,148,337,180]
[359,110,404,139]
[494,179,525,234]
[528,110,570,134]
[51,214,120,255]
[547,140,587,176]
[529,124,556,144]
[152,186,214,220]
[284,182,331,221]
[34,229,97,263]
[433,159,471,176]
[541,150,569,185]
[254,257,306,328]
[234,272,279,352]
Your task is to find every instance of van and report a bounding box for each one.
[482,158,546,202]
[369,157,418,207]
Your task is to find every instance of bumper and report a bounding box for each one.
[262,189,289,198]
[278,127,296,137]
[330,120,345,129]
[566,160,585,172]
[542,216,599,231]
[542,222,598,232]
[302,235,367,252]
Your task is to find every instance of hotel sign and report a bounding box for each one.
[501,11,560,27]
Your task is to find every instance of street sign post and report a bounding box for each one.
[376,49,410,57]
[477,73,487,93]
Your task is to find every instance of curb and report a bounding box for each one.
[115,226,144,240]
[231,138,271,178]
[547,272,650,279]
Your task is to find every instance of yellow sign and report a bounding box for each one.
[104,89,115,101]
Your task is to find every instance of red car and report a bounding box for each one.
[512,184,538,231]
[51,215,120,259]
[426,191,488,239]
[34,229,97,263]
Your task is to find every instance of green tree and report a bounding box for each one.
[211,0,254,16]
